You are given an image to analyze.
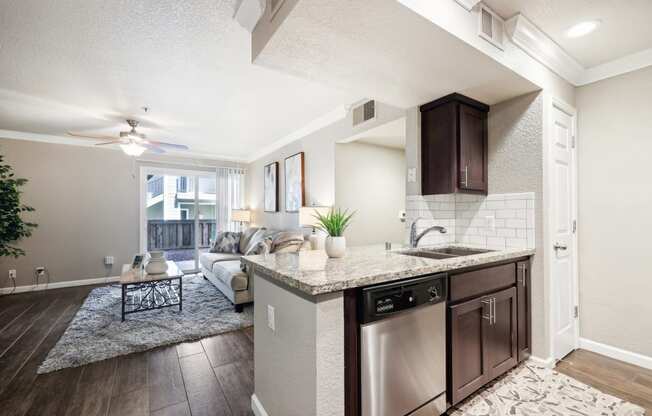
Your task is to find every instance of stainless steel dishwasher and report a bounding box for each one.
[361,274,447,416]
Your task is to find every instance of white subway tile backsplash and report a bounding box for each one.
[406,192,535,250]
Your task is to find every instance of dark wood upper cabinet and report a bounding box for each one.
[420,93,489,195]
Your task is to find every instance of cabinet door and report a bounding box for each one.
[448,295,491,405]
[517,261,532,362]
[485,287,518,381]
[458,103,487,193]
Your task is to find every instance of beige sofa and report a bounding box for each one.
[200,228,308,312]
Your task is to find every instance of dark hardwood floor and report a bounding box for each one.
[0,285,254,416]
[556,349,652,414]
[2,285,651,416]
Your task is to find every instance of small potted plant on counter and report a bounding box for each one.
[313,208,355,258]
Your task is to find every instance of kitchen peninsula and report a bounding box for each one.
[242,244,534,416]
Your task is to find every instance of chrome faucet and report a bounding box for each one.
[409,218,447,248]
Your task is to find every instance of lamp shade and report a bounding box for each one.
[231,209,251,223]
[299,206,331,227]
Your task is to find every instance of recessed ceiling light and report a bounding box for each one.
[565,20,601,38]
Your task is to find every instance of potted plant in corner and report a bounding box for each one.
[313,208,355,258]
[0,154,37,259]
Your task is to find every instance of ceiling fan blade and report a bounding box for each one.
[142,143,166,154]
[145,140,189,150]
[67,131,118,141]
[95,140,123,146]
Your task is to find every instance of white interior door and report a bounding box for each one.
[550,101,578,360]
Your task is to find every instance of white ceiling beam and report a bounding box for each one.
[504,14,585,86]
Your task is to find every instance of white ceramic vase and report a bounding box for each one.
[325,236,346,258]
[146,251,168,274]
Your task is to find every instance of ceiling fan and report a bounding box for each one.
[67,119,189,157]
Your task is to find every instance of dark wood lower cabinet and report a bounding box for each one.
[448,283,520,405]
[517,261,532,362]
[449,295,490,405]
[485,287,518,380]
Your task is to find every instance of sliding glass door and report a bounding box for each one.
[142,168,217,273]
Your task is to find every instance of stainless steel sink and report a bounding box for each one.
[400,246,493,260]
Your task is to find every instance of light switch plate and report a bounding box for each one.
[267,305,275,332]
[407,168,417,183]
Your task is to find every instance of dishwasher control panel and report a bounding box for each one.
[361,273,447,324]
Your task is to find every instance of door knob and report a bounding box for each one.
[553,242,568,251]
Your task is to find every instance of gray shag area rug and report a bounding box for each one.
[449,362,645,416]
[38,274,252,374]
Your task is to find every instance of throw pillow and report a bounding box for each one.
[210,231,241,254]
[239,227,264,254]
[244,238,272,256]
[270,231,305,253]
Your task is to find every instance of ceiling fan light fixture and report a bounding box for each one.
[120,142,146,157]
[565,20,601,38]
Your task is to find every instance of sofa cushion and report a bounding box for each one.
[213,261,248,291]
[210,231,241,254]
[240,227,266,254]
[200,252,242,271]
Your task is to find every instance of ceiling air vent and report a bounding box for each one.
[352,100,376,127]
[478,4,504,50]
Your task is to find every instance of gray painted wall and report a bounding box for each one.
[577,66,652,357]
[488,92,547,358]
[0,138,139,288]
[335,142,406,246]
[246,102,405,231]
[0,138,238,289]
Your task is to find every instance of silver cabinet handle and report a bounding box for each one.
[482,298,492,323]
[482,298,496,325]
[553,242,568,251]
[464,165,469,187]
[518,265,527,288]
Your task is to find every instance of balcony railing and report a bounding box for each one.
[147,219,216,251]
[148,176,164,198]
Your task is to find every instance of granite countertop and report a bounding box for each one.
[242,244,535,296]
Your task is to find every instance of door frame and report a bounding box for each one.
[543,95,580,361]
[139,165,215,272]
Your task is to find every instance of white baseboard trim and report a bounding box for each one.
[579,337,652,370]
[528,355,556,368]
[251,394,269,416]
[0,275,120,295]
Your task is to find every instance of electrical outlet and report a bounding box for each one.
[485,215,496,232]
[104,256,114,266]
[407,167,417,183]
[267,305,275,332]
[8,269,16,280]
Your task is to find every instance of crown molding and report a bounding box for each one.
[453,0,482,12]
[505,14,585,85]
[504,13,652,87]
[579,47,652,86]
[0,129,247,162]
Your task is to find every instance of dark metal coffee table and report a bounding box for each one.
[120,261,184,322]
